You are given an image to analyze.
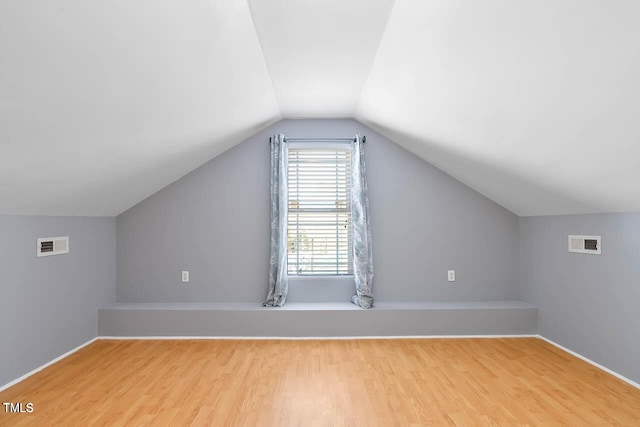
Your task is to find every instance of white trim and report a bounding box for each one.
[0,337,98,392]
[288,275,354,281]
[538,335,640,390]
[99,334,537,340]
[287,141,351,150]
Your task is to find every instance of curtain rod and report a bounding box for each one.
[269,136,366,143]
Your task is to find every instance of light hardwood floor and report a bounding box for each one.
[1,338,639,426]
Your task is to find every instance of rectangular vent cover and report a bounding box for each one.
[37,236,69,257]
[568,235,601,255]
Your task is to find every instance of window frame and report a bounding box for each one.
[286,142,354,277]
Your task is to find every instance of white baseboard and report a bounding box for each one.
[538,335,640,390]
[0,337,98,393]
[99,334,538,340]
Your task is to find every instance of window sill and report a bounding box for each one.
[288,275,354,281]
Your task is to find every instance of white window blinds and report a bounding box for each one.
[287,147,353,275]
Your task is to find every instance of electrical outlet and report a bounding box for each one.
[181,270,189,283]
[448,270,455,282]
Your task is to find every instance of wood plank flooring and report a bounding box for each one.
[1,338,639,426]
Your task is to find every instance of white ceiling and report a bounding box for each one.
[248,0,395,118]
[358,0,640,216]
[2,0,640,216]
[0,0,280,216]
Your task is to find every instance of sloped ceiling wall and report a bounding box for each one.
[2,0,640,216]
[0,0,280,216]
[248,0,395,118]
[358,0,640,216]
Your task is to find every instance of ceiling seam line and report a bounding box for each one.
[353,0,398,120]
[245,0,284,119]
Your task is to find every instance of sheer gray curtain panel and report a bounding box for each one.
[350,136,374,309]
[263,134,289,307]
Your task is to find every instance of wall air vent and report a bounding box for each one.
[568,235,601,255]
[37,236,69,257]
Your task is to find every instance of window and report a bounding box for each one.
[287,146,353,275]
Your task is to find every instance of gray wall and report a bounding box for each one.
[117,119,519,303]
[0,215,115,386]
[520,213,640,384]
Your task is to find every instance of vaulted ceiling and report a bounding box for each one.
[2,0,639,216]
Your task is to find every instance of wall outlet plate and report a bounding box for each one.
[448,270,455,282]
